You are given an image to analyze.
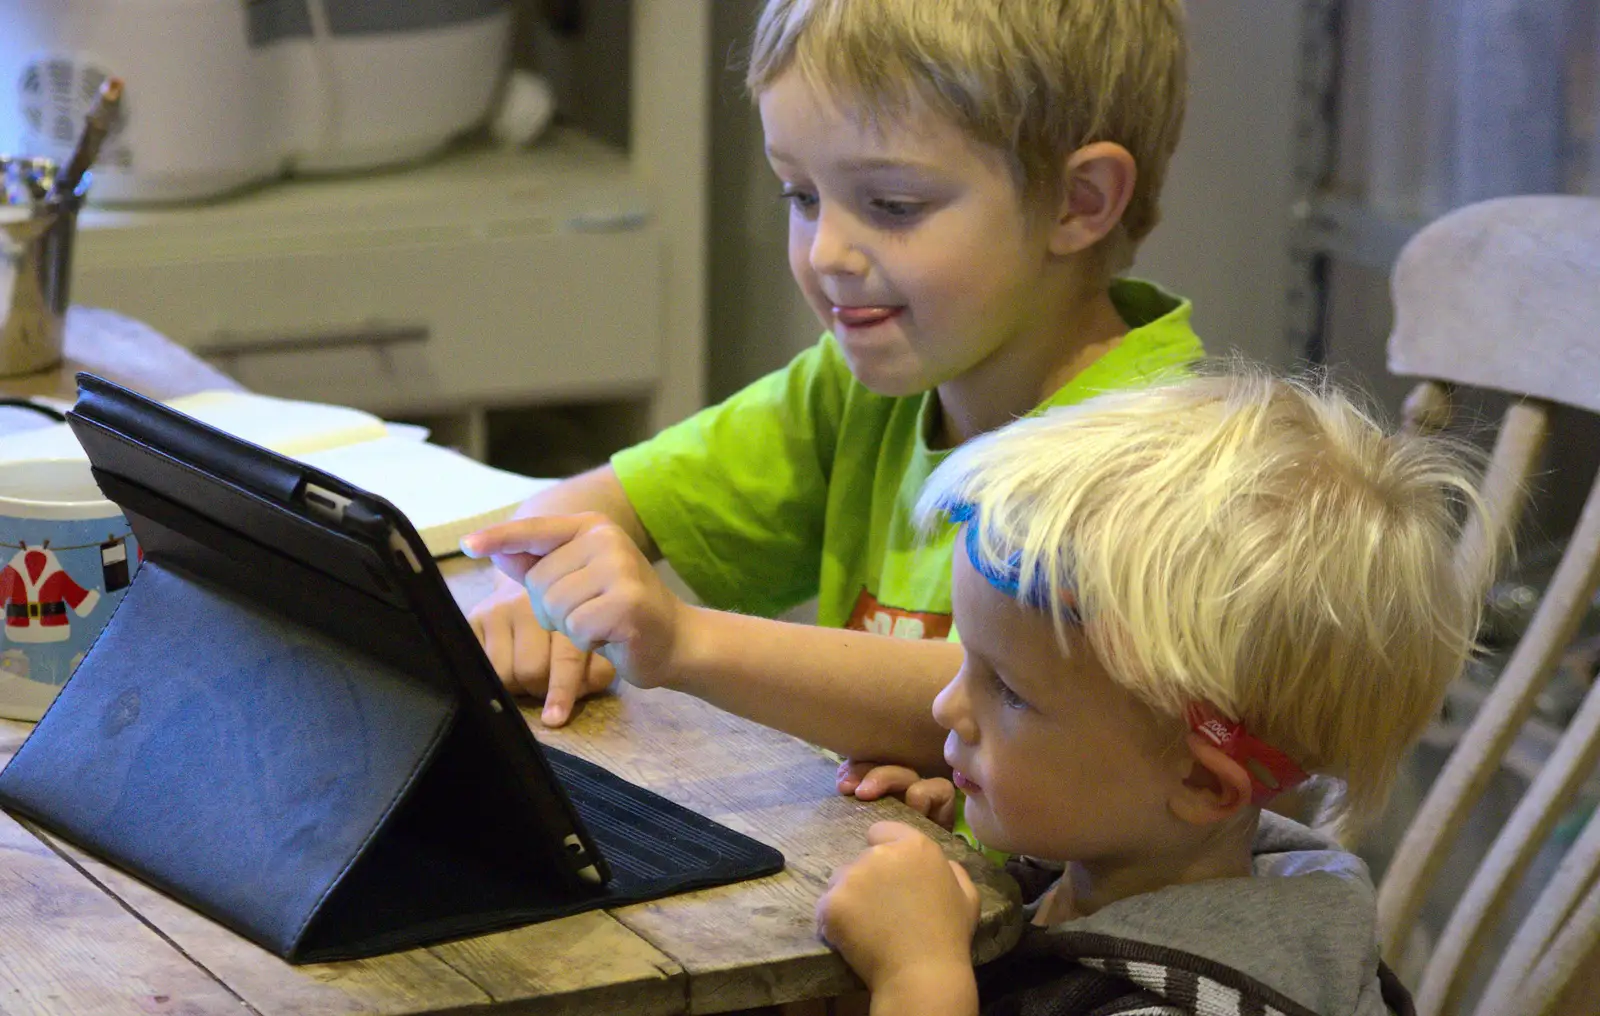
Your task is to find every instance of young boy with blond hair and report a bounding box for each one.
[465,0,1200,795]
[813,372,1497,1015]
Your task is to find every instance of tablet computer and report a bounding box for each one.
[0,374,784,962]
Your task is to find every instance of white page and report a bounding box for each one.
[297,437,555,557]
[0,390,396,463]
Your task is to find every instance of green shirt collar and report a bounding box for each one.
[918,278,1202,450]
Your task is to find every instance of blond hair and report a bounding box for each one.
[917,370,1502,829]
[745,0,1188,270]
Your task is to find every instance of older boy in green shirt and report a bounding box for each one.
[467,0,1199,787]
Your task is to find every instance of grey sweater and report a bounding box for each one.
[979,813,1412,1016]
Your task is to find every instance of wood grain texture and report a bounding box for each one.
[0,720,492,1016]
[1377,194,1600,1015]
[1476,795,1600,1015]
[1415,672,1600,1016]
[1375,402,1553,960]
[1388,195,1600,414]
[1552,934,1600,1013]
[33,835,492,1016]
[0,815,249,1016]
[18,717,686,1016]
[46,836,687,1016]
[0,723,249,1016]
[12,670,694,1016]
[425,914,685,1016]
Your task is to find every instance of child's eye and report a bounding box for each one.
[991,671,1029,711]
[868,198,924,224]
[779,185,819,216]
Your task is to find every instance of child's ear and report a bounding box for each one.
[1169,733,1255,826]
[1046,142,1137,257]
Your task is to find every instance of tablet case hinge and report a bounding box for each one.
[303,483,352,524]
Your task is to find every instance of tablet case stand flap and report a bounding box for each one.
[0,554,463,960]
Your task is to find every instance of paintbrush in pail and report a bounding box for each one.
[44,77,124,205]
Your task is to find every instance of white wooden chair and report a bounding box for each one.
[1374,194,1600,1016]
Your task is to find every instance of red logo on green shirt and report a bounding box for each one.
[845,588,952,640]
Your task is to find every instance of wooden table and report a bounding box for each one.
[0,310,1023,1015]
[0,306,241,403]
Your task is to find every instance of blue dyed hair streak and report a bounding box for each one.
[943,500,1080,623]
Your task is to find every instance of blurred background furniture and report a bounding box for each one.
[0,307,239,405]
[1290,0,1600,386]
[60,0,710,477]
[1369,195,1600,1016]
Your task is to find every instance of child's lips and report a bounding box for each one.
[952,770,982,793]
[833,305,902,328]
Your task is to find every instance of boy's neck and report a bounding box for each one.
[932,282,1131,449]
[1038,813,1260,925]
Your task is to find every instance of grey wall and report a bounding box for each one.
[1131,2,1299,366]
[708,1,818,399]
[707,1,1303,400]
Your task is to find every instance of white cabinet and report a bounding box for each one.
[69,0,710,455]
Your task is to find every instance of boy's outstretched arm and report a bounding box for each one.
[670,608,957,770]
[462,513,958,770]
[468,465,658,725]
[517,464,659,556]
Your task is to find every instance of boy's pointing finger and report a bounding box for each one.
[460,513,605,559]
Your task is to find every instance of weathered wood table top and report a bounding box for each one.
[0,309,1022,1015]
[0,306,242,403]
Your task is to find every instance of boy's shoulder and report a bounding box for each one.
[988,816,1402,1016]
[977,951,1178,1015]
[1034,279,1203,415]
[981,940,1410,1016]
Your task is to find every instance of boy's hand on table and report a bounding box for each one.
[817,821,980,1013]
[837,761,957,831]
[466,570,616,726]
[462,513,690,693]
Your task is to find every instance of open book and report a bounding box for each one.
[0,391,555,558]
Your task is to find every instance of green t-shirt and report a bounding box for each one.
[613,280,1204,632]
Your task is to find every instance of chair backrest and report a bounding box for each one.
[1375,194,1600,1016]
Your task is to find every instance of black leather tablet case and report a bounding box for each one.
[0,375,783,963]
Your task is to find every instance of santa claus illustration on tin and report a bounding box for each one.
[0,544,100,644]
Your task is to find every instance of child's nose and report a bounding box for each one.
[808,210,868,277]
[932,669,977,744]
